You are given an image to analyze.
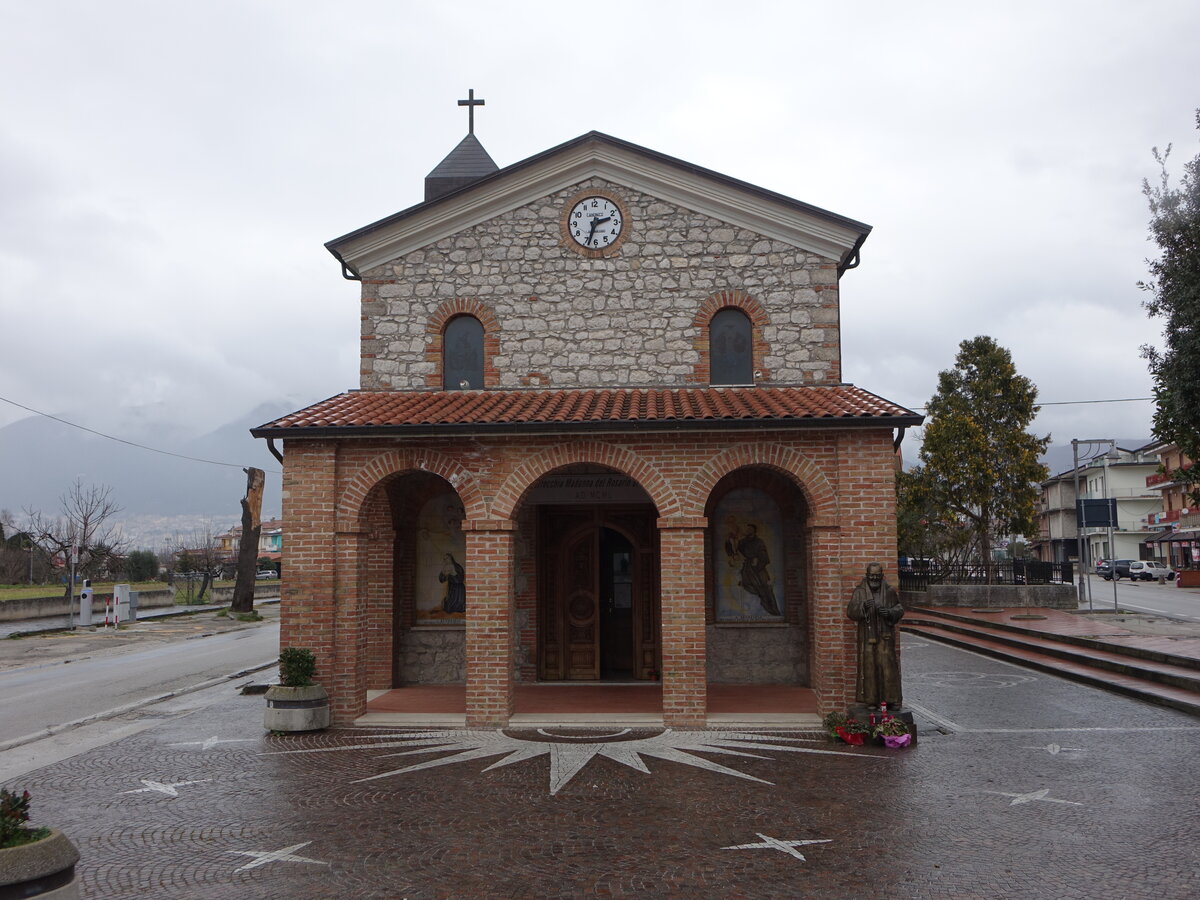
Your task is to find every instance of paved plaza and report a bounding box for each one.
[6,635,1199,898]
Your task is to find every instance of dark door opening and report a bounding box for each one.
[600,528,635,679]
[537,505,659,682]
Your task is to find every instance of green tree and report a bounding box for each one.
[1141,110,1200,502]
[125,549,159,582]
[905,336,1049,568]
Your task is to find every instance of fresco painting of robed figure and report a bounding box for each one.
[713,488,784,622]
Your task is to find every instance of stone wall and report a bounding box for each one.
[395,629,465,684]
[901,584,1078,610]
[0,583,280,622]
[359,178,841,390]
[706,626,806,682]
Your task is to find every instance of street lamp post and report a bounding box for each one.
[1103,446,1121,612]
[1072,438,1121,613]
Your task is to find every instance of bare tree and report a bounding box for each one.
[168,522,222,603]
[231,468,265,614]
[23,480,129,598]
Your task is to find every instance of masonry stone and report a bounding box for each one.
[359,178,843,390]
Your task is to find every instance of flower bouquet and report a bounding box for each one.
[822,712,870,745]
[872,714,911,748]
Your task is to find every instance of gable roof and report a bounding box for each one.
[252,385,920,439]
[327,131,871,277]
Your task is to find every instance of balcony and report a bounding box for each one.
[1148,461,1194,487]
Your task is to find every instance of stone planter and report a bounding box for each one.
[0,828,81,899]
[264,684,331,732]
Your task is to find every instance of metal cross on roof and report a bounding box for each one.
[457,89,485,134]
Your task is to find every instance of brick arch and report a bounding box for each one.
[683,443,838,525]
[336,449,488,531]
[688,289,772,384]
[423,297,501,388]
[491,442,682,521]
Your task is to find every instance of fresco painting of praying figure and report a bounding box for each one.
[415,492,467,625]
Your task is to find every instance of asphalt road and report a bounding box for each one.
[1076,575,1200,621]
[0,618,278,746]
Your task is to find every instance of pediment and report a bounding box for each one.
[327,132,871,277]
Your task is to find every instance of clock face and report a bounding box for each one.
[567,195,624,250]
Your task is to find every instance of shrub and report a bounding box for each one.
[0,789,50,849]
[278,648,317,687]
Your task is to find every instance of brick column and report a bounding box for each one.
[279,442,363,723]
[464,518,516,727]
[806,523,852,716]
[332,529,368,724]
[658,516,708,727]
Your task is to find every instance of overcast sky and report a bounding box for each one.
[2,1,1198,477]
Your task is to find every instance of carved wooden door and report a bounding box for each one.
[561,525,600,680]
[539,508,598,680]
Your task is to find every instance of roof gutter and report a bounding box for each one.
[251,414,924,442]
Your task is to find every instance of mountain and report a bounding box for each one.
[0,400,299,548]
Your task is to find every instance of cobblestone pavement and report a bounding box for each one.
[5,635,1199,899]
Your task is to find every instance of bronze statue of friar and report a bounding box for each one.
[846,562,904,708]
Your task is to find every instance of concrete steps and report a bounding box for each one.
[902,607,1200,717]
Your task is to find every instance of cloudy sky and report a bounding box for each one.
[2,1,1198,492]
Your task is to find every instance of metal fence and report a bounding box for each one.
[899,559,1074,592]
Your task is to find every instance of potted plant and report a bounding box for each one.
[0,789,80,899]
[264,647,331,732]
[872,714,912,748]
[822,712,870,746]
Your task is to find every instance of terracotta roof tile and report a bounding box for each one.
[253,386,921,435]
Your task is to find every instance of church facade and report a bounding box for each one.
[254,125,920,727]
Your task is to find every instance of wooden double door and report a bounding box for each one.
[538,506,659,681]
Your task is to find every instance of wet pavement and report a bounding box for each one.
[4,635,1199,898]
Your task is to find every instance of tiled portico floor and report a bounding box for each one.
[360,682,819,727]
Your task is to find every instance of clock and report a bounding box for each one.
[561,190,629,257]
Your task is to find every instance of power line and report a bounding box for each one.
[0,395,281,473]
[910,396,1153,413]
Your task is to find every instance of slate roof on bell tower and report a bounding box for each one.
[424,133,500,202]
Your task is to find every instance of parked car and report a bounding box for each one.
[255,570,278,579]
[1100,559,1168,581]
[1136,560,1176,581]
[1098,559,1135,580]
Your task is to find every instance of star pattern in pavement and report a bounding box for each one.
[722,833,832,861]
[170,736,255,751]
[266,729,877,795]
[225,841,329,872]
[121,778,210,797]
[1022,743,1086,755]
[984,788,1083,806]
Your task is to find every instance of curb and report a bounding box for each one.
[0,659,277,755]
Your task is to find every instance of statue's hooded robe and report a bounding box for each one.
[846,574,904,706]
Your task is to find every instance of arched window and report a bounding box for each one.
[443,315,484,390]
[709,308,753,385]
